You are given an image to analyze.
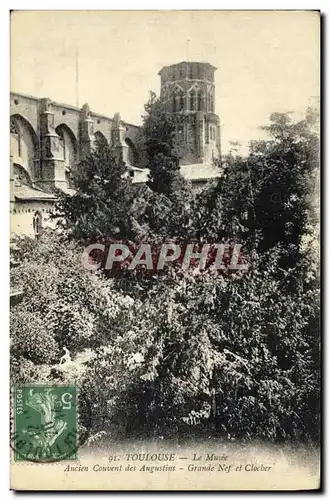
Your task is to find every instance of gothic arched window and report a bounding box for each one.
[94,131,108,147]
[65,169,73,189]
[197,91,202,111]
[10,115,38,182]
[189,93,195,111]
[57,128,66,160]
[179,92,185,111]
[33,211,43,239]
[55,125,78,170]
[207,94,212,112]
[125,138,139,166]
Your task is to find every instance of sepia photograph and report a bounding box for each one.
[9,9,320,491]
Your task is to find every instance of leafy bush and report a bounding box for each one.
[10,231,134,362]
[81,246,319,442]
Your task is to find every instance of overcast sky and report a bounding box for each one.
[11,10,319,153]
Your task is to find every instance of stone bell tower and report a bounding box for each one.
[158,61,221,165]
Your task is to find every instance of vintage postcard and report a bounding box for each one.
[10,10,320,491]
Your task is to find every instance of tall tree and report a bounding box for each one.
[139,91,194,239]
[196,108,320,262]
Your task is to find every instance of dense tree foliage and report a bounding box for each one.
[54,145,140,242]
[194,110,319,250]
[10,102,320,444]
[138,91,194,239]
[10,232,134,381]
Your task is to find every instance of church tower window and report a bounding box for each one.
[210,95,214,112]
[197,91,202,111]
[179,92,185,111]
[189,92,196,111]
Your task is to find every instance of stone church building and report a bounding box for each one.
[10,61,221,238]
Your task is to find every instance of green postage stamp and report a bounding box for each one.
[12,385,77,462]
